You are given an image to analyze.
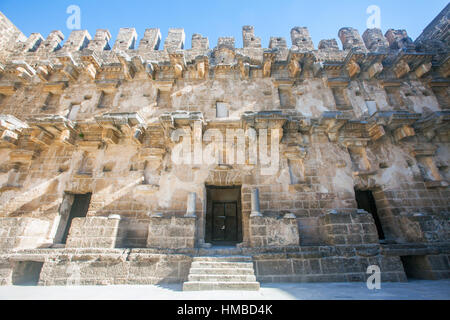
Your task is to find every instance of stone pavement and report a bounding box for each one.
[1,280,449,300]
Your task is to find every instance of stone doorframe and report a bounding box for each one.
[200,168,246,247]
[203,185,243,246]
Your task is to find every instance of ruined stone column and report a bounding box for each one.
[250,188,262,217]
[185,192,197,217]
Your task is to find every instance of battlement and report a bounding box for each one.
[0,8,448,85]
[0,7,448,64]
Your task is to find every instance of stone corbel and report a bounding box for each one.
[414,111,450,141]
[319,111,350,142]
[57,54,80,81]
[411,144,447,188]
[241,111,287,141]
[6,61,36,83]
[0,115,28,148]
[360,53,386,79]
[30,128,54,147]
[194,56,208,79]
[36,62,55,82]
[262,52,275,77]
[415,62,432,78]
[169,52,186,79]
[0,130,20,147]
[372,111,420,141]
[28,115,77,147]
[393,124,415,142]
[344,51,364,78]
[367,62,383,79]
[96,112,146,145]
[238,59,249,79]
[367,122,385,141]
[132,56,154,79]
[288,58,301,78]
[392,59,410,79]
[116,51,138,80]
[81,51,102,80]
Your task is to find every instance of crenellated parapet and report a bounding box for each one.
[0,8,448,86]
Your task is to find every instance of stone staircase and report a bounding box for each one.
[183,256,260,291]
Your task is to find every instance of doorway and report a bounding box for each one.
[205,186,242,246]
[58,193,92,244]
[12,261,44,286]
[354,189,385,240]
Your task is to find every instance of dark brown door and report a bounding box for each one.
[212,201,237,243]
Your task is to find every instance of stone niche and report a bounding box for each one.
[147,216,196,249]
[249,215,299,248]
[65,215,121,249]
[0,218,51,250]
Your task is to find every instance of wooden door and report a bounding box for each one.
[212,201,237,243]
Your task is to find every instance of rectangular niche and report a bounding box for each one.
[97,91,115,109]
[385,86,405,110]
[42,92,61,112]
[216,102,229,118]
[278,86,293,109]
[12,261,44,285]
[332,86,351,110]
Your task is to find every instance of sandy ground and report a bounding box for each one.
[0,280,449,300]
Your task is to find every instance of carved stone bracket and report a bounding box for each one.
[81,50,102,80]
[0,115,29,148]
[95,112,146,145]
[414,111,450,141]
[318,111,351,142]
[4,61,36,84]
[28,115,78,147]
[57,53,81,81]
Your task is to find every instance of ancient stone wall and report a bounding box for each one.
[0,5,448,285]
[65,216,121,248]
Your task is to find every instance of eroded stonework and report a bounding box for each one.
[0,5,449,287]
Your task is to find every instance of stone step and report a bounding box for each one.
[192,256,253,262]
[189,267,255,275]
[183,281,260,291]
[188,274,257,282]
[191,261,254,269]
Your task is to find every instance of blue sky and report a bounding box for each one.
[0,0,448,49]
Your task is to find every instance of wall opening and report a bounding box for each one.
[216,102,229,118]
[97,91,114,109]
[41,92,60,112]
[385,86,405,110]
[278,87,293,109]
[60,193,92,244]
[205,185,242,246]
[354,189,385,240]
[12,261,44,286]
[400,255,433,280]
[332,86,351,110]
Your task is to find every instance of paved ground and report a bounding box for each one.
[1,280,449,300]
